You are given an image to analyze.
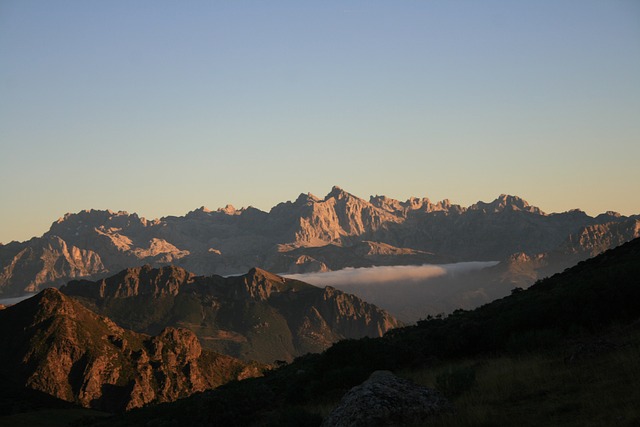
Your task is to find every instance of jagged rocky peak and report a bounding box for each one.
[218,204,239,215]
[268,193,320,218]
[560,218,640,256]
[50,209,152,237]
[294,192,321,205]
[247,266,284,281]
[596,211,623,221]
[369,193,467,216]
[553,208,590,220]
[320,286,402,335]
[369,195,405,213]
[325,185,357,201]
[470,194,544,215]
[185,206,213,218]
[56,209,137,225]
[239,267,292,300]
[187,204,242,217]
[505,251,546,265]
[149,327,202,361]
[25,287,77,324]
[62,264,195,299]
[430,198,465,214]
[404,196,431,210]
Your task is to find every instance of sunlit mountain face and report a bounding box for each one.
[1,187,638,302]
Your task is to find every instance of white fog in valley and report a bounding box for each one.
[285,262,500,323]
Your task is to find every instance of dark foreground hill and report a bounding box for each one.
[60,266,401,363]
[0,288,263,413]
[77,237,640,426]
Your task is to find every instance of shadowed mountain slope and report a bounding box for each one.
[61,265,401,363]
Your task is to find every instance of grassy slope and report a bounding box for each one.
[298,326,640,427]
[419,333,640,427]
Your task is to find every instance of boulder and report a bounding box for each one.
[321,370,450,427]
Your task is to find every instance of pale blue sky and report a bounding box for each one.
[1,1,639,243]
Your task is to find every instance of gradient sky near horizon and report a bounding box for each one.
[1,1,639,243]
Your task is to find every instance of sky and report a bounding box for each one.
[1,0,639,243]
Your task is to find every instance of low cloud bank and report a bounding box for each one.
[285,262,500,323]
[285,262,498,288]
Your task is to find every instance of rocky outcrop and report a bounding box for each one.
[0,288,263,412]
[0,236,105,294]
[268,187,402,246]
[61,266,402,363]
[1,186,638,297]
[318,286,399,337]
[62,264,194,299]
[468,194,544,215]
[467,218,640,306]
[321,370,451,427]
[265,241,443,273]
[559,218,640,257]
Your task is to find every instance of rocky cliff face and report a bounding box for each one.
[0,288,262,412]
[559,218,640,257]
[458,217,640,309]
[61,266,402,363]
[1,186,638,297]
[0,236,105,294]
[277,186,403,245]
[65,264,195,299]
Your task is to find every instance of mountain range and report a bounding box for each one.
[0,265,399,414]
[1,186,638,298]
[60,265,400,363]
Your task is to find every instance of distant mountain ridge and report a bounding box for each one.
[1,186,638,297]
[60,265,401,363]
